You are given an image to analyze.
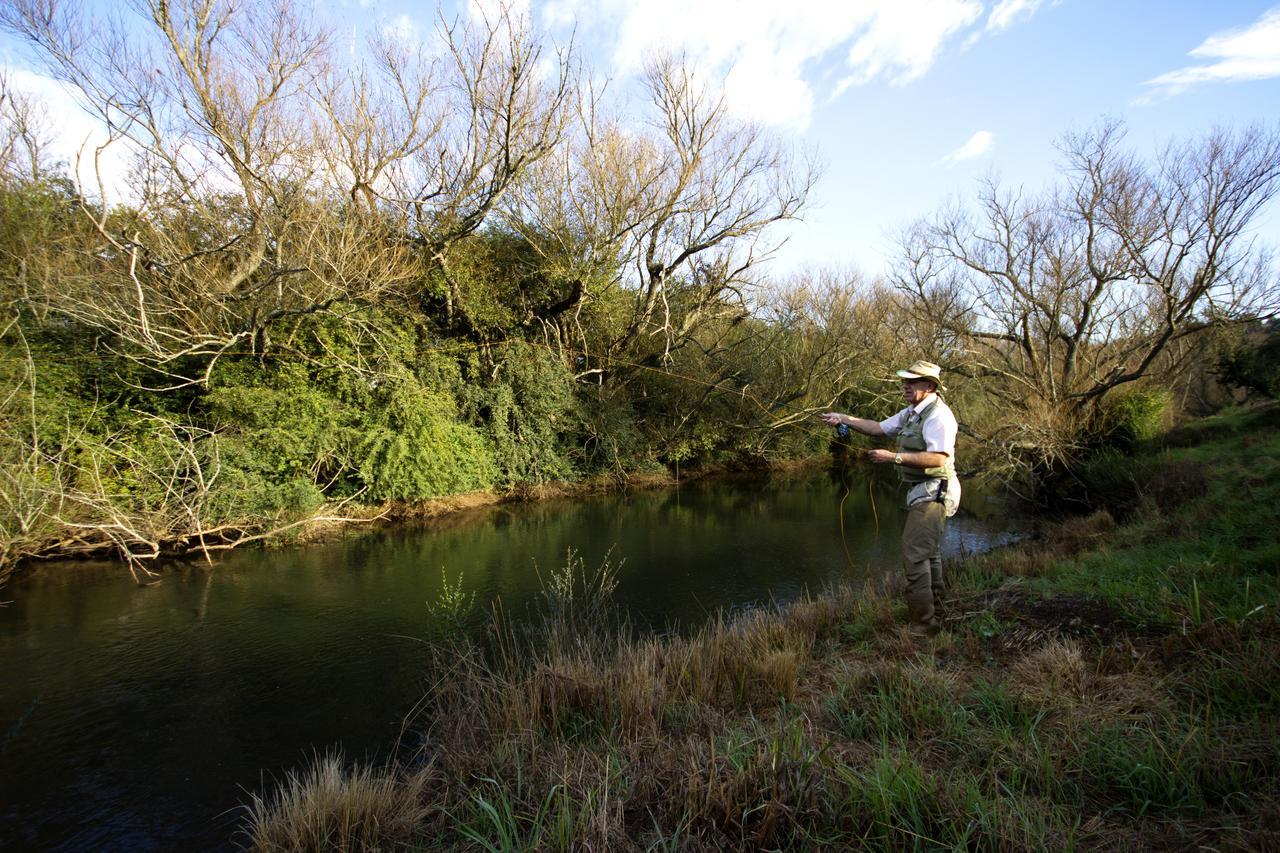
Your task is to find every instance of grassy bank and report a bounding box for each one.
[243,405,1280,851]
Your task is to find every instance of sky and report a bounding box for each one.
[3,0,1279,279]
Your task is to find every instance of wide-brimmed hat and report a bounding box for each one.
[895,360,945,390]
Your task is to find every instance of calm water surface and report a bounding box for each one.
[0,469,1019,851]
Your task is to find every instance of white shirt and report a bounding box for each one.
[877,394,957,458]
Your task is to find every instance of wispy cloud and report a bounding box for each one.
[939,130,993,165]
[382,13,420,44]
[540,0,1044,132]
[986,0,1047,33]
[1141,6,1280,101]
[835,0,983,93]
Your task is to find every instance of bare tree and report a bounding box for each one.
[740,270,914,431]
[0,0,575,381]
[504,55,818,370]
[314,5,575,329]
[0,74,53,182]
[894,121,1280,465]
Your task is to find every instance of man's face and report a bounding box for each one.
[901,379,935,406]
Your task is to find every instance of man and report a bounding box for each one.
[821,360,961,635]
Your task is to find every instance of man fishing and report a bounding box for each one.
[821,360,961,636]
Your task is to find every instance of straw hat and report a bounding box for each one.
[895,360,945,390]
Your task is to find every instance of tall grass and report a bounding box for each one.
[241,753,433,852]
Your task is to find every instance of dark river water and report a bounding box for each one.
[0,468,1019,851]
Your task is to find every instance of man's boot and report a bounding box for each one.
[929,555,945,621]
[905,583,939,635]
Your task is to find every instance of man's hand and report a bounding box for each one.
[819,412,846,426]
[867,449,896,464]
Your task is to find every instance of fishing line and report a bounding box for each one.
[837,466,856,571]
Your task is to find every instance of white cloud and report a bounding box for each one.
[986,0,1045,33]
[540,0,1017,131]
[382,13,420,44]
[840,0,982,91]
[939,130,993,164]
[1142,7,1280,100]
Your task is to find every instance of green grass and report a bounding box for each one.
[1034,405,1280,625]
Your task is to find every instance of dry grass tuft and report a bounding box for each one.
[1039,510,1116,558]
[971,546,1056,578]
[1009,637,1087,709]
[243,753,433,852]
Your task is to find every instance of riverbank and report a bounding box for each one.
[0,457,832,589]
[245,405,1279,850]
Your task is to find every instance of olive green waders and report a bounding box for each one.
[902,499,946,630]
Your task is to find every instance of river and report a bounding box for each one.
[0,468,1019,851]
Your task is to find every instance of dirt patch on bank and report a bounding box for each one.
[952,584,1165,647]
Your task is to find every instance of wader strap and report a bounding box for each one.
[935,476,948,504]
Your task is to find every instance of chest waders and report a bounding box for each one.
[895,397,955,504]
[895,396,955,632]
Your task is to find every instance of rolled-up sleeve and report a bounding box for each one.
[922,411,957,456]
[879,409,908,435]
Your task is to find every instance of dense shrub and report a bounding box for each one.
[1102,387,1171,449]
[355,375,496,499]
[458,342,579,487]
[207,333,498,504]
[1216,321,1280,399]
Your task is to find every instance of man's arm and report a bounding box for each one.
[866,448,949,468]
[820,413,885,436]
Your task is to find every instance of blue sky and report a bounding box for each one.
[3,0,1278,278]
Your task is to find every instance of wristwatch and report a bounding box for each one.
[894,453,903,465]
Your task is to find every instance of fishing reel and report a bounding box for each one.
[836,423,851,440]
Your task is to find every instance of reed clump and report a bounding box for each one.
[242,753,434,852]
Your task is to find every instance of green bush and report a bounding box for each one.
[574,388,659,476]
[1102,387,1171,449]
[458,342,578,487]
[1215,321,1280,399]
[208,343,497,504]
[356,376,495,499]
[1072,447,1149,516]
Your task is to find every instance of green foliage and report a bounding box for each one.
[207,318,498,504]
[1215,321,1280,399]
[831,750,1009,850]
[965,680,1040,733]
[574,387,658,476]
[825,665,969,743]
[0,174,86,296]
[355,375,495,499]
[443,229,587,337]
[1040,404,1280,623]
[459,776,600,853]
[1074,718,1206,815]
[1172,644,1280,721]
[427,568,476,634]
[459,342,579,487]
[1102,386,1171,449]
